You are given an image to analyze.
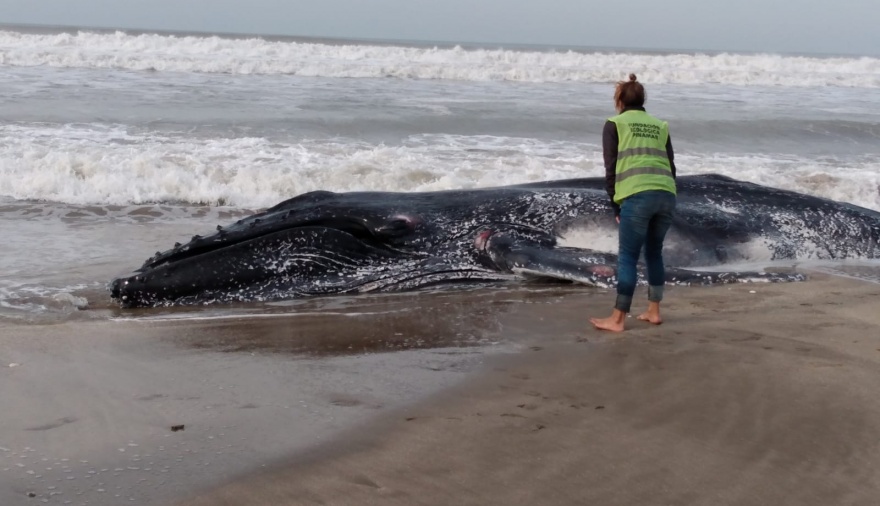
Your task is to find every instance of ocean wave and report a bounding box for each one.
[0,30,877,87]
[0,125,877,211]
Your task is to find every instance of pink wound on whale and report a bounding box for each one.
[474,230,493,250]
[589,265,616,277]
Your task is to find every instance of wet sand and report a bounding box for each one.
[3,275,880,505]
[0,285,585,504]
[176,274,880,506]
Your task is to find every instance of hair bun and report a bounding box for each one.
[628,73,638,82]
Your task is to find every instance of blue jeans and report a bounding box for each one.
[615,190,676,313]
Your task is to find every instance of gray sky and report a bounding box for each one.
[1,0,876,56]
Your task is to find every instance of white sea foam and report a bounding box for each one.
[1,124,878,211]
[673,153,880,212]
[0,30,878,87]
[0,124,597,207]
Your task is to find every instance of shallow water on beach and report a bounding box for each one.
[112,284,595,355]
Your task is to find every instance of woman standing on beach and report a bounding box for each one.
[590,74,677,332]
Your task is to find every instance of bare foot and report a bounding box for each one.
[590,314,625,332]
[637,312,663,325]
[637,302,663,325]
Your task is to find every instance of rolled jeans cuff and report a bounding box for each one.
[648,284,664,302]
[614,294,633,313]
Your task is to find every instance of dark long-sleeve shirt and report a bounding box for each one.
[603,107,677,216]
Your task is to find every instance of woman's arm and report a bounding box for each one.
[602,120,620,216]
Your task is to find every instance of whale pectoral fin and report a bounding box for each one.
[482,234,807,289]
[483,235,618,287]
[665,267,807,285]
[482,233,807,290]
[511,264,617,287]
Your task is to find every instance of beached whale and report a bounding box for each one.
[109,174,880,308]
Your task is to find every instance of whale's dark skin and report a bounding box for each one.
[109,174,880,308]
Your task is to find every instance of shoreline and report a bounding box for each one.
[3,274,880,505]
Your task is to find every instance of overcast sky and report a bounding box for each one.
[1,0,876,56]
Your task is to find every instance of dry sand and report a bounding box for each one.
[3,274,880,505]
[177,274,880,506]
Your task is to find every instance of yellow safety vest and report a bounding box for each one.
[608,110,676,203]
